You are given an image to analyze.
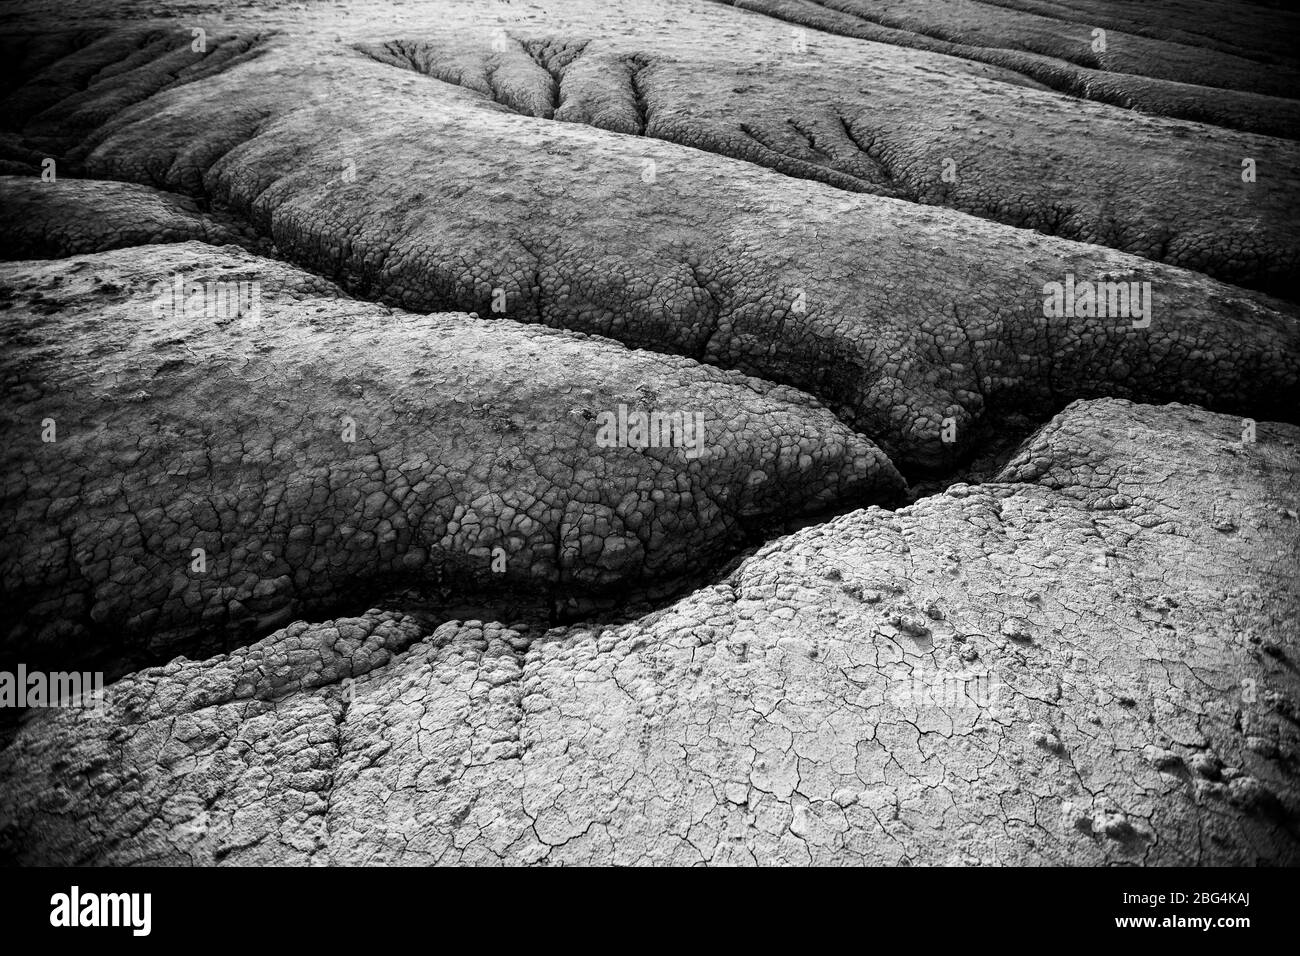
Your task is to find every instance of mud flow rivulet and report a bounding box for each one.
[0,0,1297,867]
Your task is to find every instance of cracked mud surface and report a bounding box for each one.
[2,400,1297,865]
[2,242,898,673]
[0,0,1297,866]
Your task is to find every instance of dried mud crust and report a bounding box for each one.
[0,242,900,672]
[0,176,247,258]
[4,7,1299,291]
[711,0,1300,135]
[0,0,1297,867]
[353,29,1300,294]
[1,399,1296,865]
[1,32,1295,475]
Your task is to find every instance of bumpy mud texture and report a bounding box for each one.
[0,176,240,258]
[1,242,898,671]
[2,400,1297,865]
[2,23,1299,474]
[355,30,1300,294]
[713,0,1300,133]
[1,0,1298,867]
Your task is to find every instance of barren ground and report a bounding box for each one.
[0,0,1297,865]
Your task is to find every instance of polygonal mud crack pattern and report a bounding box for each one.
[1,242,901,673]
[353,28,1300,294]
[0,176,250,257]
[0,0,1298,868]
[2,401,1296,865]
[18,38,1292,475]
[1,23,1297,471]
